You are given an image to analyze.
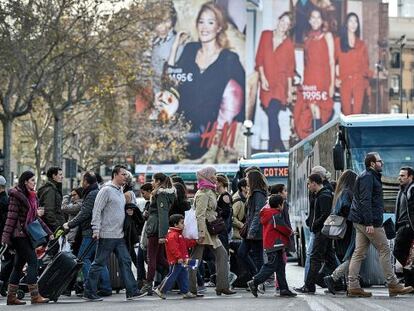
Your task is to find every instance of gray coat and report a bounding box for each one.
[246,189,267,240]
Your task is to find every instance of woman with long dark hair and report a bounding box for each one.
[323,169,358,294]
[169,182,191,216]
[141,173,176,294]
[238,170,268,284]
[335,13,371,115]
[255,12,295,152]
[1,171,52,305]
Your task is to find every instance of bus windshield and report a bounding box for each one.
[346,126,414,179]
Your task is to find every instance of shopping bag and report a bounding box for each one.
[183,208,198,239]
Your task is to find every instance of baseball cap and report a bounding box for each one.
[0,175,6,186]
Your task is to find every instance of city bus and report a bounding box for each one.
[289,114,414,283]
[238,152,289,186]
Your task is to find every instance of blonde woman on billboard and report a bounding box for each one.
[335,13,371,115]
[301,8,335,130]
[255,12,295,152]
[168,1,245,163]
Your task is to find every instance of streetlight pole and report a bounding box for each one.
[243,120,253,159]
[398,35,406,113]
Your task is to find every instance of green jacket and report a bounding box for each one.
[37,180,65,232]
[146,187,176,239]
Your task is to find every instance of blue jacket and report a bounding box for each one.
[246,189,267,240]
[349,168,384,227]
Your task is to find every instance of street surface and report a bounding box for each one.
[0,263,412,310]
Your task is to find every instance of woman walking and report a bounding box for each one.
[1,171,52,305]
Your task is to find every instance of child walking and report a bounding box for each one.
[154,214,197,299]
[247,195,296,297]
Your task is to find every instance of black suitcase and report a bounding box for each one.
[38,240,95,302]
[108,253,125,293]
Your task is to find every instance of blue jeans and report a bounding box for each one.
[78,237,111,292]
[304,232,315,282]
[85,238,137,296]
[253,250,288,291]
[158,264,189,294]
[238,239,263,277]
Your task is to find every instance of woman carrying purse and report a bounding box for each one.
[1,171,52,305]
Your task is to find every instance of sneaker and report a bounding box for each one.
[153,288,166,300]
[247,280,258,298]
[183,292,197,299]
[82,294,103,302]
[280,289,297,297]
[197,285,207,293]
[140,281,153,296]
[324,275,336,295]
[205,281,215,287]
[257,283,265,294]
[97,290,112,297]
[229,272,238,287]
[126,291,147,301]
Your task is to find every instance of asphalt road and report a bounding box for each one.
[0,263,413,310]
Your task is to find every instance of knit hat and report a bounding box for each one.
[311,166,327,179]
[196,167,217,184]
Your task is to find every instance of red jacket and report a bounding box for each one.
[165,227,196,265]
[260,204,292,252]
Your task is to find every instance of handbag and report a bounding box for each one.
[383,218,396,240]
[321,215,347,240]
[206,217,226,235]
[26,219,48,248]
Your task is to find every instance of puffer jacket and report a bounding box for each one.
[246,189,267,240]
[260,204,292,252]
[232,190,246,240]
[349,168,384,227]
[146,187,176,239]
[1,187,52,246]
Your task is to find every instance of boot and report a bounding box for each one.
[28,284,49,304]
[7,284,26,305]
[347,287,372,298]
[388,283,413,297]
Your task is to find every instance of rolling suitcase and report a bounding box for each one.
[38,239,96,302]
[108,253,125,293]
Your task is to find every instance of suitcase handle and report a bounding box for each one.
[78,239,97,261]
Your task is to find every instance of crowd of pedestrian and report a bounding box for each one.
[0,151,414,305]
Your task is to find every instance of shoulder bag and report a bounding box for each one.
[321,215,347,240]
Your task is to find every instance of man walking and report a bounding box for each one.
[38,167,65,232]
[394,166,414,288]
[295,173,336,294]
[83,165,144,301]
[347,152,413,297]
[63,171,112,297]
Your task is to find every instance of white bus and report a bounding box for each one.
[289,114,414,282]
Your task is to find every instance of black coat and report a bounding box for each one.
[309,186,333,233]
[124,203,144,251]
[68,183,99,237]
[246,189,267,240]
[349,168,384,227]
[0,191,8,236]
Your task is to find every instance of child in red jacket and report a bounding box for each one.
[154,214,197,299]
[247,195,296,298]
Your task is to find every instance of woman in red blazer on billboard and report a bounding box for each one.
[255,12,295,152]
[301,8,335,131]
[335,13,371,115]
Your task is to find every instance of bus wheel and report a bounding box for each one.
[296,230,306,267]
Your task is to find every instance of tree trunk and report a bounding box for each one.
[53,112,64,167]
[2,118,13,186]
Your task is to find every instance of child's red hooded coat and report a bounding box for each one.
[165,227,197,265]
[260,204,293,252]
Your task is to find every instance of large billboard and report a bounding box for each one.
[135,0,388,163]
